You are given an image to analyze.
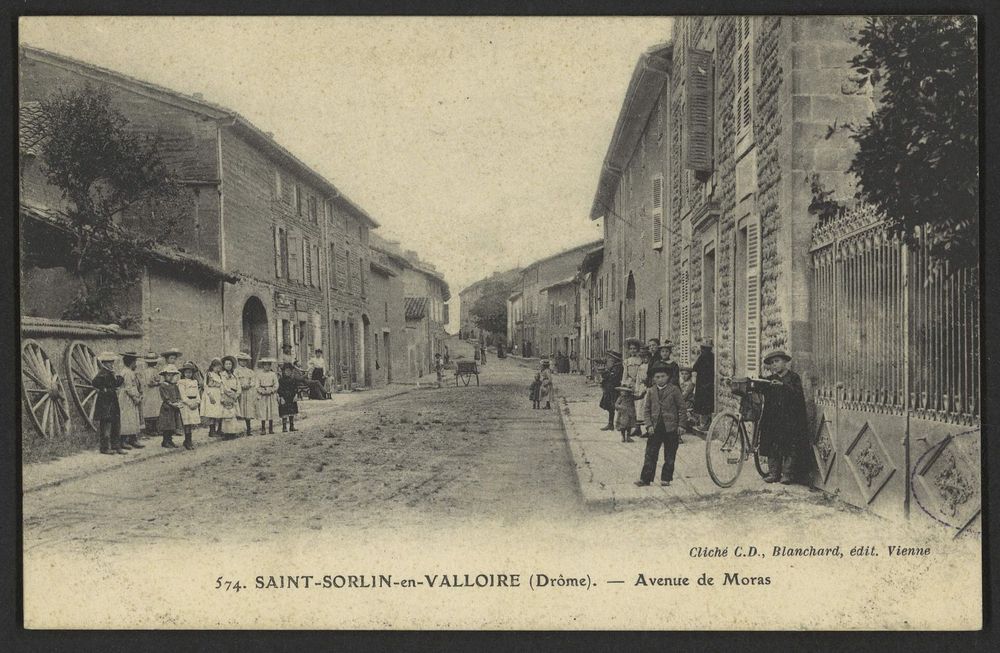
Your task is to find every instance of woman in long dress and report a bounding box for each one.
[117,352,144,449]
[201,358,224,436]
[255,358,280,435]
[538,359,554,409]
[218,356,243,438]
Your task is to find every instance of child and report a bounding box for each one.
[538,359,553,409]
[235,352,256,436]
[255,358,280,434]
[277,363,300,432]
[632,346,651,439]
[177,362,202,450]
[201,358,224,437]
[635,368,685,487]
[219,356,243,438]
[140,352,162,436]
[92,351,125,455]
[678,367,696,433]
[529,372,542,409]
[434,353,444,388]
[157,365,184,449]
[614,385,637,443]
[117,352,144,449]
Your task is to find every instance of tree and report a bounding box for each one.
[825,16,978,268]
[469,279,511,337]
[36,85,186,324]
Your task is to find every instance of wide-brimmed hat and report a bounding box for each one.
[177,361,198,373]
[236,352,252,361]
[160,348,183,358]
[220,355,239,369]
[762,349,791,364]
[207,357,223,370]
[120,351,140,359]
[96,351,118,363]
[605,350,622,359]
[257,357,276,365]
[680,366,694,373]
[159,364,180,376]
[143,352,160,363]
[658,341,674,350]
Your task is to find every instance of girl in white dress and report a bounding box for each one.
[255,358,280,435]
[177,362,202,450]
[201,358,224,436]
[218,356,243,438]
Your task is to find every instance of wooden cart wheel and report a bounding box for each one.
[65,340,100,431]
[22,339,72,438]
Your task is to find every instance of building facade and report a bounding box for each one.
[457,268,522,343]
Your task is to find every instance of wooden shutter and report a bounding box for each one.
[651,174,664,249]
[735,17,754,139]
[273,225,283,278]
[313,244,321,287]
[288,229,302,282]
[684,48,714,173]
[745,217,761,376]
[679,260,691,365]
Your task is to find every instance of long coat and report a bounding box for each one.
[599,361,623,411]
[91,368,123,423]
[157,382,184,434]
[140,366,162,422]
[692,350,715,415]
[117,367,143,435]
[757,369,809,460]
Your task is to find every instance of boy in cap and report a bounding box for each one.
[93,351,125,455]
[635,367,686,487]
[758,350,809,484]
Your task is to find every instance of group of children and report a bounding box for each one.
[91,347,306,455]
[528,358,554,409]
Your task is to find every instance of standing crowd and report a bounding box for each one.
[90,346,330,456]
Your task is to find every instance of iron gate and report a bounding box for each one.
[810,205,980,533]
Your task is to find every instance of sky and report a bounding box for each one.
[20,16,674,331]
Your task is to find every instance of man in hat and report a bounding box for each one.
[93,351,125,455]
[140,352,162,436]
[692,339,715,431]
[598,350,623,431]
[758,350,809,484]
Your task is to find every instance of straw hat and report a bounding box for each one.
[615,385,635,393]
[159,364,180,376]
[177,361,198,373]
[144,352,160,363]
[236,352,252,361]
[160,348,183,358]
[258,357,276,366]
[220,355,239,370]
[96,351,118,363]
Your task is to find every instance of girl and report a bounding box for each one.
[201,358,224,437]
[117,352,144,449]
[177,362,202,450]
[235,352,256,436]
[141,352,162,436]
[277,363,300,432]
[157,365,184,448]
[538,359,553,410]
[255,357,280,434]
[529,372,542,409]
[614,385,637,443]
[631,346,651,439]
[218,356,243,438]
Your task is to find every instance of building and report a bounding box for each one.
[507,240,600,359]
[586,17,980,524]
[366,239,410,386]
[457,268,522,343]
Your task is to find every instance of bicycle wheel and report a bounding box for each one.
[749,420,772,478]
[705,412,745,488]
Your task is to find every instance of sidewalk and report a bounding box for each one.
[23,383,414,494]
[555,374,811,510]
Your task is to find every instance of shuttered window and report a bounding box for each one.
[745,217,761,375]
[679,250,691,365]
[651,174,664,250]
[735,16,754,148]
[303,237,312,286]
[313,244,321,287]
[684,48,714,173]
[274,225,283,278]
[329,243,337,289]
[274,170,283,198]
[345,249,352,293]
[288,229,302,282]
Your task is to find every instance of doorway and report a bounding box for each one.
[241,296,269,365]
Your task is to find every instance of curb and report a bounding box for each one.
[554,395,619,512]
[24,385,416,494]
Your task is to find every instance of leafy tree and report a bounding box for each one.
[469,279,512,337]
[35,85,186,324]
[824,16,978,268]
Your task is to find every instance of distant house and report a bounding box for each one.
[457,268,522,343]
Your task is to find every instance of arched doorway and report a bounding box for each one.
[624,272,637,339]
[241,296,269,365]
[361,314,372,387]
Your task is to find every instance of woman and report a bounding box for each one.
[538,358,554,409]
[218,355,243,438]
[117,352,144,449]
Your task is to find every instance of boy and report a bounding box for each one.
[92,351,125,455]
[635,368,685,487]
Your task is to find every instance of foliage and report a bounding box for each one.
[469,279,512,336]
[816,16,979,268]
[36,85,186,323]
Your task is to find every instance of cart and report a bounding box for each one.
[454,360,480,386]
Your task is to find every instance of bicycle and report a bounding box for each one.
[704,377,776,488]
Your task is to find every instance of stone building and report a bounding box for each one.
[366,240,410,386]
[507,240,600,359]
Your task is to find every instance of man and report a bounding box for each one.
[758,350,810,484]
[93,351,125,455]
[599,350,623,431]
[692,339,715,431]
[635,367,685,487]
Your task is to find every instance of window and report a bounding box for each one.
[359,256,365,296]
[303,237,313,286]
[274,170,283,198]
[745,217,761,375]
[652,174,664,249]
[295,184,303,216]
[679,248,691,365]
[734,16,755,151]
[345,249,352,293]
[274,226,289,278]
[684,47,715,173]
[308,195,318,223]
[703,245,717,343]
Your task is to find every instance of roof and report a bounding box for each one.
[20,200,239,283]
[522,239,604,272]
[459,268,523,297]
[20,45,379,229]
[508,290,523,301]
[404,297,429,320]
[579,246,605,274]
[590,42,672,221]
[369,258,397,278]
[539,276,577,293]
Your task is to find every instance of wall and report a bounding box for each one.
[367,257,409,385]
[141,263,224,369]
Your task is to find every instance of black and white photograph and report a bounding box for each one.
[15,14,982,630]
